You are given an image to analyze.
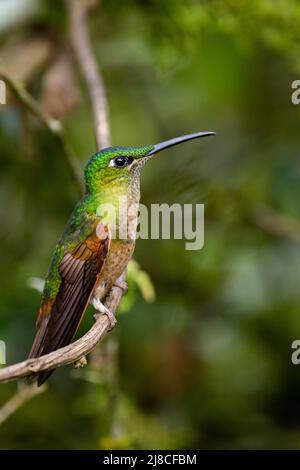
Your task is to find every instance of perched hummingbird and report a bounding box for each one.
[29,131,214,385]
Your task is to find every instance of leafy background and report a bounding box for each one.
[1,0,300,449]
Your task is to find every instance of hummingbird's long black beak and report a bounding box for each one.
[147,131,215,156]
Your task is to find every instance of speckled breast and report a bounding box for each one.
[92,197,138,300]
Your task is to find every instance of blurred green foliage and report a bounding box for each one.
[1,0,300,449]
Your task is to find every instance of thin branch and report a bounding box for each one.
[0,383,46,425]
[66,0,111,149]
[0,280,124,384]
[0,70,84,194]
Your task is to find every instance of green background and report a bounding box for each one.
[1,0,300,449]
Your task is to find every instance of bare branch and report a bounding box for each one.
[0,383,46,425]
[0,280,124,384]
[0,69,84,195]
[66,0,111,149]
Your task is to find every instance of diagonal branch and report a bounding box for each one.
[0,283,123,384]
[66,0,111,149]
[0,383,46,424]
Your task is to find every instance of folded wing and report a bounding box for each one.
[29,221,110,385]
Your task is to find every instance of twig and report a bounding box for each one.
[0,281,124,384]
[0,70,84,194]
[0,383,46,425]
[66,0,111,149]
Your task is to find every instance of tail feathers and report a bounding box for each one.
[28,316,54,386]
[37,369,54,386]
[28,316,50,359]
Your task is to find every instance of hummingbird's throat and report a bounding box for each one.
[96,186,140,243]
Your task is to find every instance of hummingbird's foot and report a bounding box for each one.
[114,279,128,294]
[91,297,117,330]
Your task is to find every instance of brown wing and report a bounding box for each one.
[29,222,110,385]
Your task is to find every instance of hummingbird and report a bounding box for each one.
[29,131,215,385]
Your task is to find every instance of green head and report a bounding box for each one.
[84,131,215,194]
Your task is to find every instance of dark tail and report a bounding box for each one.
[28,315,55,386]
[37,369,54,386]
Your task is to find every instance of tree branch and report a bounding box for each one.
[0,69,84,195]
[0,384,46,425]
[0,280,124,384]
[66,0,111,149]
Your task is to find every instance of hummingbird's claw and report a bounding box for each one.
[114,279,128,294]
[91,297,117,330]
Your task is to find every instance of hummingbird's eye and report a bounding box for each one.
[110,156,133,168]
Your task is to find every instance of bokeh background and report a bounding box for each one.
[1,0,300,449]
